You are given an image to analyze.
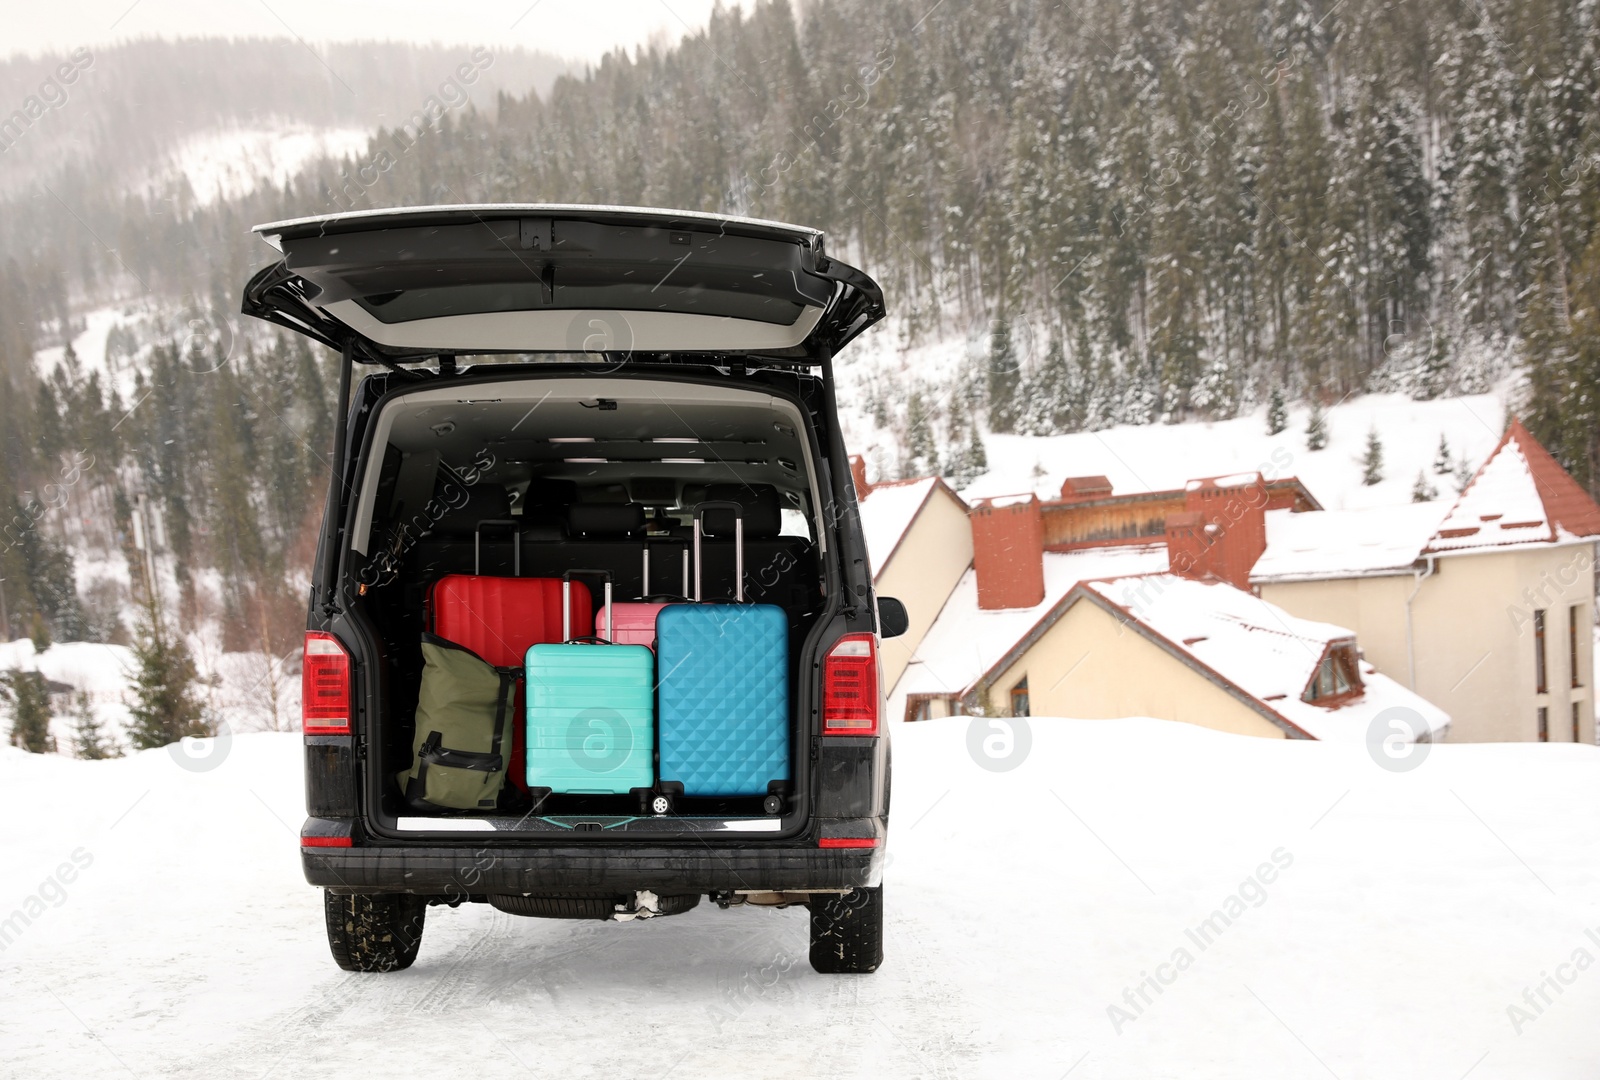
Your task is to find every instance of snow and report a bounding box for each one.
[1253,502,1454,582]
[3,720,1599,1078]
[0,632,300,756]
[156,124,373,206]
[857,478,939,577]
[31,306,142,400]
[1429,437,1556,552]
[957,391,1507,512]
[1193,472,1260,490]
[0,639,135,753]
[892,544,1170,708]
[1084,574,1451,742]
[978,492,1038,508]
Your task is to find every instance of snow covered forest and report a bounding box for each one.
[0,0,1597,667]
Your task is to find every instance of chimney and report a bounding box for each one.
[971,494,1046,609]
[1164,473,1268,589]
[1058,475,1114,502]
[849,455,872,502]
[1164,511,1210,580]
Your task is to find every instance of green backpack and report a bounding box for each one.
[398,635,521,811]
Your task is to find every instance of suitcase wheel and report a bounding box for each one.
[763,794,783,816]
[651,793,673,816]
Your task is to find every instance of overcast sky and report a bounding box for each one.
[4,0,746,64]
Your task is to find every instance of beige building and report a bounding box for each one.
[1253,420,1600,743]
[855,470,973,690]
[887,482,1447,744]
[974,572,1448,742]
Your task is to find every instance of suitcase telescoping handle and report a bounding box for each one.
[475,519,521,576]
[561,569,613,643]
[692,500,744,603]
[640,543,691,598]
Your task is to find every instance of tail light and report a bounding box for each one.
[300,835,352,848]
[822,633,879,735]
[302,631,351,735]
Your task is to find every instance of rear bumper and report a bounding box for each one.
[305,832,886,896]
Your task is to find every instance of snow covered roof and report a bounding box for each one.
[976,492,1039,510]
[892,544,1170,701]
[1423,419,1600,555]
[1187,472,1259,491]
[857,477,965,579]
[1077,575,1450,742]
[1252,502,1451,582]
[1249,421,1600,579]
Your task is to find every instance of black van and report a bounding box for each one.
[242,205,904,975]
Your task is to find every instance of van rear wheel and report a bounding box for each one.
[808,885,883,974]
[324,891,427,972]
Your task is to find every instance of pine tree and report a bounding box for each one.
[28,611,50,653]
[1266,385,1288,435]
[1417,335,1450,401]
[125,602,210,750]
[1305,400,1329,451]
[950,416,989,490]
[1,669,55,753]
[985,320,1021,434]
[903,389,937,477]
[1362,426,1385,486]
[1029,338,1073,434]
[1433,434,1453,475]
[1455,457,1475,493]
[1411,470,1438,502]
[69,690,119,760]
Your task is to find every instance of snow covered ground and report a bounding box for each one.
[834,315,1510,512]
[156,124,373,205]
[3,717,1598,1078]
[961,390,1508,511]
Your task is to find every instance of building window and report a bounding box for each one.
[1303,643,1362,704]
[1574,701,1582,743]
[1010,678,1031,718]
[1538,707,1549,742]
[1534,610,1548,693]
[907,698,931,723]
[1571,606,1583,688]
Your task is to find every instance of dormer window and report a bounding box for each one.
[1303,642,1363,704]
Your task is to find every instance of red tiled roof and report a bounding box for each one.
[1509,418,1600,537]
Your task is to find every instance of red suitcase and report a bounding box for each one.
[426,574,594,798]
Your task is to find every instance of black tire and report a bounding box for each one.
[323,891,427,972]
[808,885,883,974]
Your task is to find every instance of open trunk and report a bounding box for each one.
[338,368,840,840]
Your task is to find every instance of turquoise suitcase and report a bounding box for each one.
[525,572,656,799]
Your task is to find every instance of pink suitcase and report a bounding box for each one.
[595,602,673,648]
[592,544,688,648]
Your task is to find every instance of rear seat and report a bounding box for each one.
[520,478,577,542]
[521,503,653,597]
[407,484,517,578]
[693,483,815,608]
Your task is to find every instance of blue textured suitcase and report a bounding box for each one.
[656,502,790,805]
[525,572,656,799]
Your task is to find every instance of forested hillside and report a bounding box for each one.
[0,0,1596,654]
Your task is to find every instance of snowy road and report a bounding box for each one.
[4,718,1600,1078]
